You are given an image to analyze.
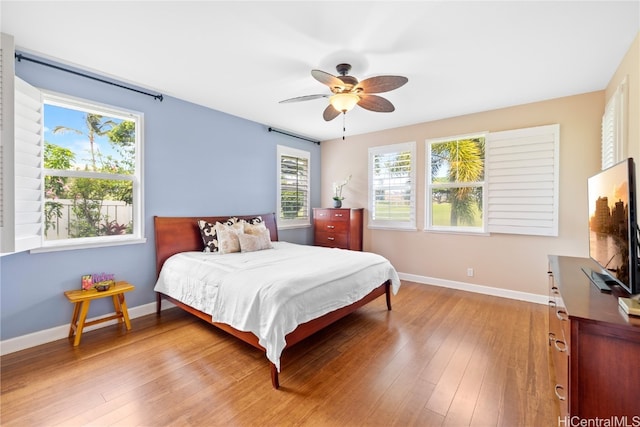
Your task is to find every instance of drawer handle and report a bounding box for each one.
[548,332,556,345]
[327,225,335,229]
[556,309,568,322]
[554,339,567,353]
[548,300,556,308]
[554,384,566,401]
[327,237,335,241]
[551,286,559,295]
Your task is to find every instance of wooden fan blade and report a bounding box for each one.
[356,76,408,94]
[279,94,328,104]
[357,95,395,112]
[323,104,341,121]
[312,70,346,90]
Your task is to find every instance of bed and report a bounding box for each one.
[153,213,400,389]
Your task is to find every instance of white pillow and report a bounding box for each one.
[238,229,272,252]
[215,221,244,254]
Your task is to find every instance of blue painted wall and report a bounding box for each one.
[0,54,320,340]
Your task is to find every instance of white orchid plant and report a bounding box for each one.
[333,174,352,201]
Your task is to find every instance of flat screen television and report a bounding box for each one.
[585,158,640,295]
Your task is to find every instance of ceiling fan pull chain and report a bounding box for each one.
[342,112,346,141]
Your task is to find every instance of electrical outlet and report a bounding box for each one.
[467,268,474,277]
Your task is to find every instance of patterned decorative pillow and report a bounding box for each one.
[238,229,272,252]
[247,216,263,225]
[197,220,219,252]
[225,217,240,225]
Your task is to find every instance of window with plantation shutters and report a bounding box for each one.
[277,145,310,228]
[368,141,416,230]
[1,34,145,254]
[601,77,628,170]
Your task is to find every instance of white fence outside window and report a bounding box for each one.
[45,199,132,240]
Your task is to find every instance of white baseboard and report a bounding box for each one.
[0,299,175,356]
[398,272,548,305]
[1,275,545,357]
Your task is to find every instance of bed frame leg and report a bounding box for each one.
[156,293,162,315]
[270,363,280,389]
[385,281,392,311]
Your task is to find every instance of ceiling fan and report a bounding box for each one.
[279,63,408,122]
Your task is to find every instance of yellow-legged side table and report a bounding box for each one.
[64,281,135,346]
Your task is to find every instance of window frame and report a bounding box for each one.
[276,144,311,229]
[367,141,417,230]
[33,90,145,252]
[425,133,487,234]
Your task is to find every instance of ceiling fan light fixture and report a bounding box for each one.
[329,93,359,113]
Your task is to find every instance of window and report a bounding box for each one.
[368,142,416,230]
[277,145,310,229]
[426,134,486,233]
[39,93,143,249]
[601,76,628,170]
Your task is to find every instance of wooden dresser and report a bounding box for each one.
[313,208,363,251]
[547,255,640,420]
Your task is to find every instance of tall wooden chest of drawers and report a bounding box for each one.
[313,208,363,251]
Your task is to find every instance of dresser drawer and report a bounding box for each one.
[315,208,349,221]
[328,209,349,221]
[314,209,332,220]
[314,220,348,234]
[314,232,349,248]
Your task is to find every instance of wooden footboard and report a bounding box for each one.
[153,214,393,389]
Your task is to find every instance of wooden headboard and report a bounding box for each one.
[154,213,278,277]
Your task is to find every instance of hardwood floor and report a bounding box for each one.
[1,281,558,426]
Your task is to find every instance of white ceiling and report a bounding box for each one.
[2,1,639,142]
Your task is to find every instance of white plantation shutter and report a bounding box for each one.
[601,99,616,169]
[277,145,310,228]
[1,32,44,254]
[601,77,627,170]
[368,141,416,229]
[12,77,43,252]
[487,124,559,236]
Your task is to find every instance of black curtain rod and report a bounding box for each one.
[268,127,320,145]
[15,53,164,102]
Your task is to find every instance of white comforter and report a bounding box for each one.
[154,242,400,371]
